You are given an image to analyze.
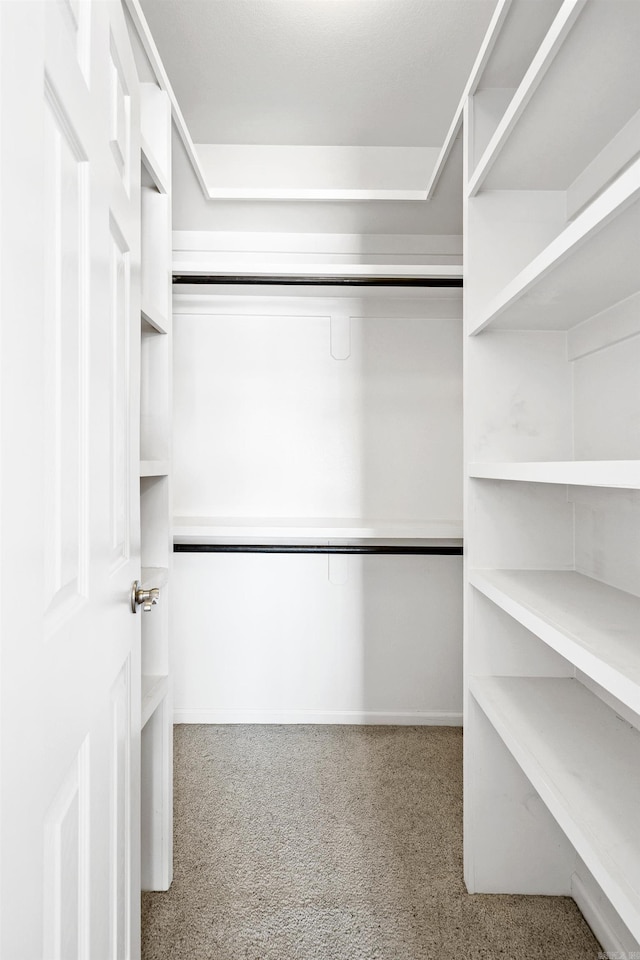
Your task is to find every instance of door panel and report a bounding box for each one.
[0,2,142,957]
[43,737,91,960]
[42,84,89,625]
[110,659,133,959]
[109,217,132,571]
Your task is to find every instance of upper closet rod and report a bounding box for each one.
[172,274,463,288]
[174,544,463,556]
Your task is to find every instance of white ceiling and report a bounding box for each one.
[140,0,496,148]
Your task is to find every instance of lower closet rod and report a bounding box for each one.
[172,275,463,288]
[174,544,463,556]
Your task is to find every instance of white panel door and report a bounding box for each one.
[1,2,142,958]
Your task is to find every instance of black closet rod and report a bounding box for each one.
[172,274,463,288]
[174,544,463,556]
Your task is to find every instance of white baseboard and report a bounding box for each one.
[173,708,463,726]
[571,870,638,957]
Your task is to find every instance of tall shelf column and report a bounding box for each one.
[138,82,173,892]
[463,0,640,953]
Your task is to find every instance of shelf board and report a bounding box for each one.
[141,566,169,590]
[469,460,640,489]
[141,136,169,195]
[428,0,564,199]
[475,0,564,92]
[471,676,640,942]
[470,569,640,713]
[172,516,463,546]
[469,0,640,194]
[470,156,640,334]
[140,460,170,478]
[141,301,169,335]
[171,262,463,283]
[141,674,168,729]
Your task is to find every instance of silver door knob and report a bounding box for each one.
[130,580,160,613]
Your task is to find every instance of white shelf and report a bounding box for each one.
[138,78,173,895]
[140,460,170,478]
[141,186,170,336]
[469,460,640,489]
[464,0,567,184]
[470,156,640,334]
[172,516,463,545]
[141,302,169,335]
[141,566,169,590]
[172,262,463,282]
[141,136,169,195]
[469,0,640,195]
[471,676,640,942]
[475,0,564,93]
[141,674,168,729]
[470,569,640,713]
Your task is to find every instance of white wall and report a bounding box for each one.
[171,285,463,723]
[195,143,441,199]
[172,301,462,524]
[172,552,462,724]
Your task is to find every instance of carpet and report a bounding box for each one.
[142,725,600,959]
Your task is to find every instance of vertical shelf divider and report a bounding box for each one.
[138,81,173,893]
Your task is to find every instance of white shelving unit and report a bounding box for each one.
[427,0,563,198]
[464,1,640,954]
[471,677,640,939]
[469,570,640,714]
[470,157,640,334]
[464,0,564,183]
[469,1,640,199]
[138,82,173,893]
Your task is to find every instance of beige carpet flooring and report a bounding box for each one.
[142,725,600,959]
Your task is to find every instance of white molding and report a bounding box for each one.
[173,708,463,726]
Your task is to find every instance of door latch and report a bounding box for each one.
[130,580,160,613]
